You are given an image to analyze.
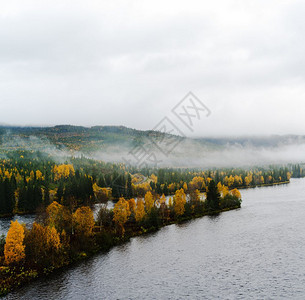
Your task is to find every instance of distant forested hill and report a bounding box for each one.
[0,125,185,153]
[1,125,305,168]
[1,125,305,152]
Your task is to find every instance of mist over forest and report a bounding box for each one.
[1,125,305,168]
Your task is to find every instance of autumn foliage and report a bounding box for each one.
[73,206,95,237]
[1,150,294,296]
[53,164,75,181]
[174,189,187,217]
[113,197,131,235]
[135,199,146,222]
[230,188,241,199]
[144,191,154,213]
[24,222,61,267]
[46,201,71,233]
[4,220,25,265]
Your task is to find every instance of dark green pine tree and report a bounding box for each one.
[112,184,120,199]
[215,171,220,185]
[0,178,15,215]
[26,184,36,212]
[56,181,64,203]
[33,184,43,209]
[206,180,220,211]
[111,172,120,198]
[0,180,5,214]
[116,174,126,198]
[157,169,165,184]
[44,185,50,206]
[18,185,27,212]
[4,178,15,215]
[150,181,156,191]
[156,183,162,195]
[126,174,133,199]
[98,175,106,188]
[105,174,112,187]
[163,184,169,196]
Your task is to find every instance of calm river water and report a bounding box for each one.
[4,178,305,299]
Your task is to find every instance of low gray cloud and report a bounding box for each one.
[1,0,305,137]
[2,129,305,168]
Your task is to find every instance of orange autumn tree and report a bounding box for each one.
[217,182,229,198]
[46,226,61,249]
[230,188,241,199]
[47,201,64,228]
[189,176,205,191]
[244,176,252,186]
[53,164,75,181]
[157,194,166,206]
[158,194,167,220]
[127,198,136,214]
[144,191,154,213]
[25,222,61,266]
[190,188,200,201]
[36,170,43,180]
[4,220,25,265]
[174,188,186,217]
[46,201,71,234]
[135,199,146,222]
[113,197,131,235]
[24,222,45,264]
[73,206,95,237]
[168,197,173,207]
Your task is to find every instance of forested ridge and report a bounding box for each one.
[2,125,305,153]
[0,150,299,216]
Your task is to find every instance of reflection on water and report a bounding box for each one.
[4,179,305,299]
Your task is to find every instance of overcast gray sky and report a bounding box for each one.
[1,0,305,136]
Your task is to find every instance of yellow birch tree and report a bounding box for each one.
[174,188,186,217]
[4,220,25,265]
[113,197,131,235]
[135,199,146,222]
[144,191,154,213]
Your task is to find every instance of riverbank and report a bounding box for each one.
[237,180,290,190]
[0,180,290,220]
[5,178,305,299]
[0,211,35,218]
[0,180,292,296]
[0,203,240,297]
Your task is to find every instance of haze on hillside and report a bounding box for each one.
[1,0,305,137]
[1,125,305,168]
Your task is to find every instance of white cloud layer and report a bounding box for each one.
[1,0,305,136]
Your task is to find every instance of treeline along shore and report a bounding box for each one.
[0,150,301,295]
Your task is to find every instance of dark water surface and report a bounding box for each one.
[5,178,305,299]
[0,214,35,237]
